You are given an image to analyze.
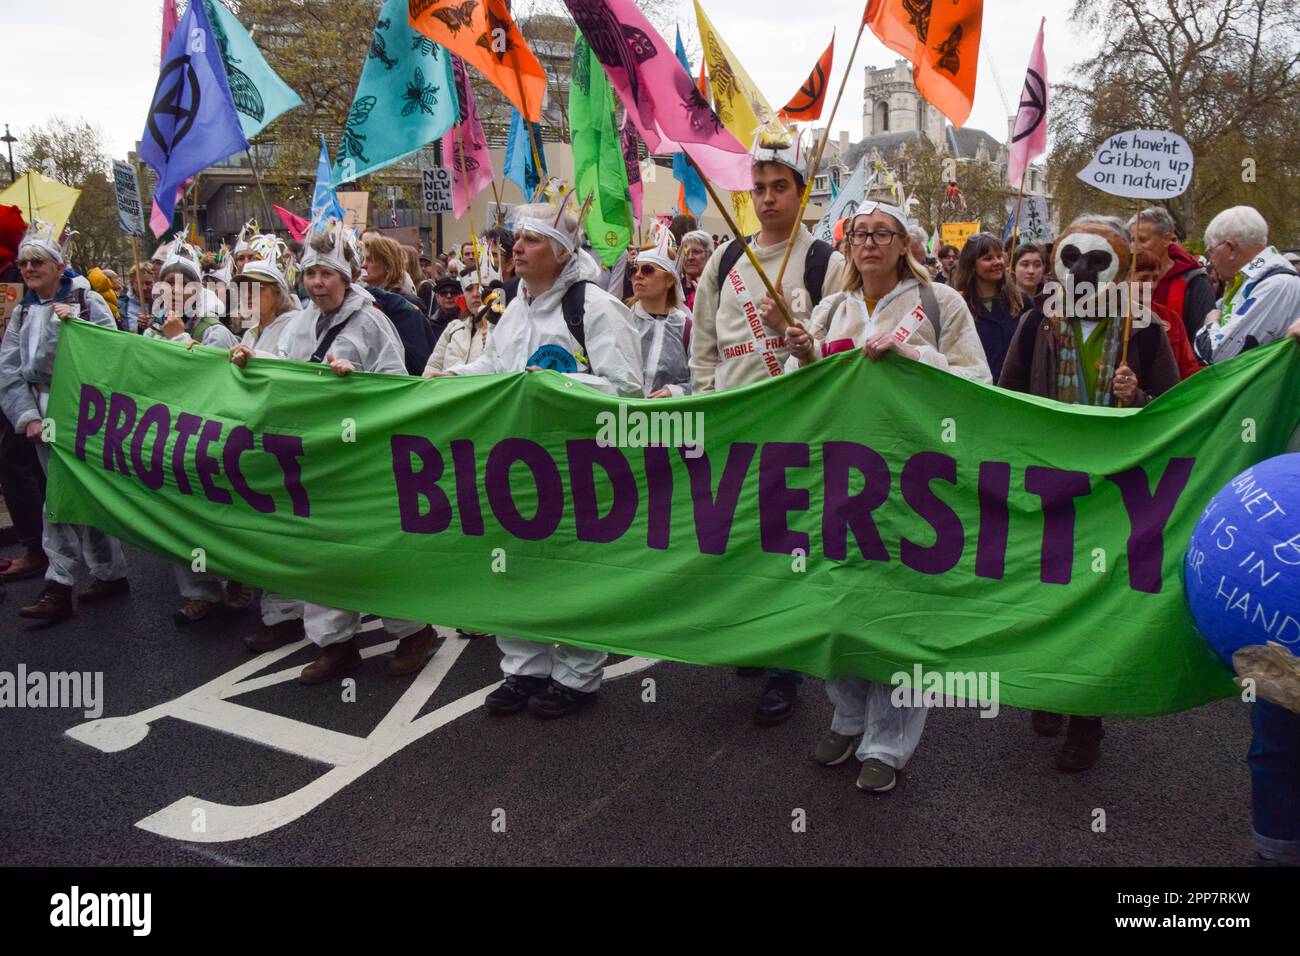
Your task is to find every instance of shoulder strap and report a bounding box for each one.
[74,287,88,315]
[192,315,220,342]
[918,282,942,341]
[803,239,833,307]
[717,237,749,288]
[561,280,590,353]
[1180,267,1207,284]
[310,315,354,364]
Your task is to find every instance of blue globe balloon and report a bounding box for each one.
[1185,453,1300,668]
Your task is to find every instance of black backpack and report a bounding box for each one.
[716,236,835,308]
[561,280,593,354]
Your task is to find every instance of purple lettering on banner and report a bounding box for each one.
[821,441,890,562]
[975,461,1011,579]
[681,443,757,555]
[390,434,451,534]
[1105,457,1196,594]
[450,439,484,536]
[1026,466,1092,585]
[224,425,275,514]
[759,442,810,555]
[75,385,106,462]
[900,451,964,574]
[262,433,310,517]
[644,445,673,550]
[129,402,171,491]
[172,412,203,495]
[195,419,233,506]
[485,438,563,541]
[101,391,137,476]
[567,439,637,544]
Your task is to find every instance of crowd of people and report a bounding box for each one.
[2,132,1299,863]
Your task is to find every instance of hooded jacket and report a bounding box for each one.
[633,302,692,396]
[1195,246,1300,365]
[276,283,407,375]
[0,275,116,430]
[444,250,643,398]
[424,316,489,375]
[1155,243,1215,346]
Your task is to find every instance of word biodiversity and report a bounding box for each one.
[44,324,1300,715]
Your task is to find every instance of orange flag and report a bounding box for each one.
[780,33,834,122]
[862,0,982,127]
[408,0,547,122]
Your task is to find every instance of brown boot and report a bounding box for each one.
[77,577,130,604]
[387,625,437,676]
[223,581,254,610]
[19,582,74,621]
[244,618,306,653]
[1,550,49,582]
[298,638,362,686]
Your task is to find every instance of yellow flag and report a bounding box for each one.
[693,0,775,235]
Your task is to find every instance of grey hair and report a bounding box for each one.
[681,229,715,252]
[1204,205,1269,250]
[907,223,929,247]
[16,244,61,265]
[1126,206,1177,237]
[514,202,580,258]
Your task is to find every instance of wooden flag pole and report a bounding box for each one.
[1115,197,1143,410]
[1006,177,1027,264]
[773,20,868,291]
[129,234,148,317]
[688,155,793,331]
[455,122,481,269]
[246,147,277,234]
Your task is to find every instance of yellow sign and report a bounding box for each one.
[939,221,981,251]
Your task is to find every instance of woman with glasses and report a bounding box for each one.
[785,196,990,795]
[953,232,1026,382]
[629,226,692,398]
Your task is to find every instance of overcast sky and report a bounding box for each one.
[8,0,1097,166]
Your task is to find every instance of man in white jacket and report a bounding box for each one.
[433,199,644,718]
[688,125,845,726]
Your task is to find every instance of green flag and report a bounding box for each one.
[569,30,632,266]
[44,323,1300,717]
[204,0,303,140]
[333,0,459,185]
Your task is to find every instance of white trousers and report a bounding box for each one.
[261,591,302,626]
[174,563,224,603]
[34,440,126,587]
[303,602,424,648]
[826,676,929,770]
[497,637,606,693]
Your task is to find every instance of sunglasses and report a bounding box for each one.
[632,263,664,278]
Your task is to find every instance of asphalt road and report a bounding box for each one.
[0,542,1259,867]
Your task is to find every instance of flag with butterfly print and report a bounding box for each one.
[440,53,495,219]
[409,0,547,122]
[203,0,303,140]
[334,0,459,185]
[560,0,751,192]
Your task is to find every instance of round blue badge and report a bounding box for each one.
[527,344,578,373]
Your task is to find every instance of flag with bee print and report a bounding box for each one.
[334,0,459,185]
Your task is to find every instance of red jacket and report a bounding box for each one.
[1153,244,1215,367]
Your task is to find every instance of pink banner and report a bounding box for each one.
[1008,18,1048,190]
[440,55,495,220]
[562,0,751,192]
[160,0,178,64]
[273,205,310,242]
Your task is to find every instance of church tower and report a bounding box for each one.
[862,60,946,146]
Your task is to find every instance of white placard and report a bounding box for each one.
[1075,129,1194,199]
[421,167,454,215]
[111,160,146,238]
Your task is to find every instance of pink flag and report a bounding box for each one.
[440,55,495,220]
[160,0,179,64]
[561,0,751,192]
[1008,18,1048,190]
[273,205,310,242]
[620,112,643,224]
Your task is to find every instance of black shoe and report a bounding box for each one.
[527,679,598,719]
[754,675,799,726]
[735,666,766,677]
[244,618,306,653]
[485,674,550,715]
[456,628,492,640]
[1056,716,1104,772]
[1032,710,1064,737]
[77,576,130,604]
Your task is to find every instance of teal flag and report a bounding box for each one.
[45,322,1300,717]
[204,0,303,140]
[570,31,632,267]
[334,0,458,184]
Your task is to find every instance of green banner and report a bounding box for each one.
[44,323,1300,715]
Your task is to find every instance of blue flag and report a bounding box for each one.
[312,135,345,224]
[672,29,708,220]
[204,0,303,140]
[139,0,250,225]
[333,0,459,184]
[504,109,547,197]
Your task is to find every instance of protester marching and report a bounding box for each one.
[3,0,1300,885]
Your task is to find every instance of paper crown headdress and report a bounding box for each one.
[300,215,362,278]
[17,218,69,262]
[231,218,261,256]
[750,120,807,178]
[240,233,292,295]
[209,242,234,285]
[158,232,204,281]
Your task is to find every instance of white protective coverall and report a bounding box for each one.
[444,249,644,691]
[632,302,692,396]
[276,284,423,647]
[0,278,128,586]
[801,278,992,769]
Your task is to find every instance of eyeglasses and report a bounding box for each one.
[632,263,664,278]
[848,228,903,247]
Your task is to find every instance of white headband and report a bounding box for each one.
[515,219,577,254]
[855,201,909,230]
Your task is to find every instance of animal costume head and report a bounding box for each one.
[1051,215,1131,316]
